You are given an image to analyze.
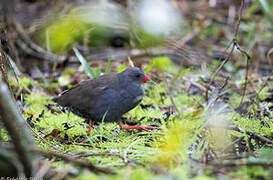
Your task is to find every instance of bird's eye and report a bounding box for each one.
[136,74,141,78]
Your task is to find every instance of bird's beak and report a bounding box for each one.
[142,75,150,83]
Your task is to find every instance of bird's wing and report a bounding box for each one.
[53,73,120,110]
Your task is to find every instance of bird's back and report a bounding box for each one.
[53,73,121,121]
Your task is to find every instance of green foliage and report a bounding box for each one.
[258,86,269,101]
[117,63,126,73]
[41,13,87,53]
[105,56,112,74]
[24,92,51,113]
[234,113,273,136]
[194,176,217,180]
[124,168,154,180]
[230,166,271,180]
[0,129,9,141]
[9,76,34,89]
[144,56,174,73]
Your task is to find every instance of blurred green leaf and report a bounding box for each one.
[42,13,87,53]
[145,56,173,72]
[246,1,260,18]
[118,63,126,73]
[95,67,102,77]
[143,65,153,73]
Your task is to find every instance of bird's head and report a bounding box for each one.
[120,67,150,84]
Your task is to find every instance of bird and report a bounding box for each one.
[53,67,160,135]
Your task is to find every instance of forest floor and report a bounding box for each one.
[1,0,273,179]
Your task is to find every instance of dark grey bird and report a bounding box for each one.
[53,67,159,135]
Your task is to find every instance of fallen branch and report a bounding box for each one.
[229,125,273,145]
[72,152,144,166]
[0,76,37,177]
[32,148,116,175]
[14,22,66,64]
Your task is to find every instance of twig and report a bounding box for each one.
[206,42,235,102]
[208,41,234,89]
[73,152,144,166]
[206,0,251,105]
[232,0,251,106]
[183,77,207,92]
[31,147,116,174]
[209,160,273,167]
[14,21,66,63]
[229,125,273,145]
[0,78,37,177]
[165,80,181,115]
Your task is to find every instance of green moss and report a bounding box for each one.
[24,92,51,114]
[144,56,175,73]
[229,166,270,180]
[234,113,273,136]
[21,72,273,180]
[194,176,217,180]
[0,128,9,141]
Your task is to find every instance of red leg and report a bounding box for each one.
[119,122,160,132]
[88,121,95,136]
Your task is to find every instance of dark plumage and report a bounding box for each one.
[53,67,148,123]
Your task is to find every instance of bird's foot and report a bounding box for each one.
[119,122,160,132]
[87,121,95,136]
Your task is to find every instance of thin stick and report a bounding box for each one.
[32,147,116,175]
[207,0,251,105]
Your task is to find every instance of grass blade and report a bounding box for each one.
[105,55,112,74]
[73,47,95,78]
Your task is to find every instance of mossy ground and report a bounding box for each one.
[5,64,273,179]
